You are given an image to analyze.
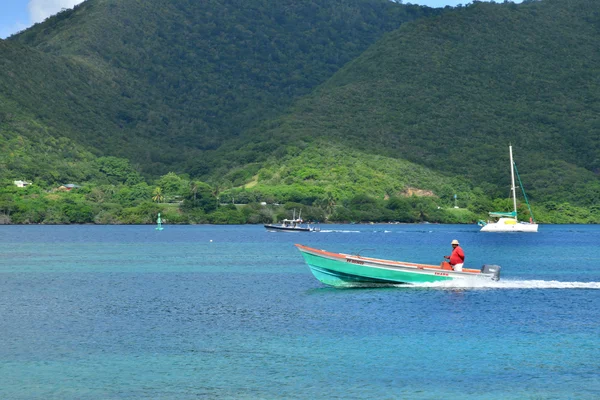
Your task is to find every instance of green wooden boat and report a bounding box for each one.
[296,244,501,287]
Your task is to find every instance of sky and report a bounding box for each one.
[0,0,523,40]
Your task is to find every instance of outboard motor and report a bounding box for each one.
[481,264,501,281]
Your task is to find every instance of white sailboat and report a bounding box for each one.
[479,145,538,232]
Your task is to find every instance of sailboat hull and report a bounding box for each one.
[480,218,538,232]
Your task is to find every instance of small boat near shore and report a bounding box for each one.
[264,210,319,232]
[295,244,500,287]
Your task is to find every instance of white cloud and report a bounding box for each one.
[28,0,84,24]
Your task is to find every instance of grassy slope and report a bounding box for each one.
[245,140,472,201]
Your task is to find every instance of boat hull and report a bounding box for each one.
[264,224,313,232]
[296,244,500,287]
[480,218,538,232]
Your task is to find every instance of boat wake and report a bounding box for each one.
[319,229,361,233]
[410,279,600,290]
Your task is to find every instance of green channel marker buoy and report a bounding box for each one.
[156,213,164,231]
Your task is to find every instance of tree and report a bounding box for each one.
[0,193,16,217]
[157,172,188,199]
[189,181,198,202]
[152,187,164,203]
[96,157,142,185]
[211,183,221,209]
[181,181,216,213]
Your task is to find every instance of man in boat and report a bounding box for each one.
[444,239,465,272]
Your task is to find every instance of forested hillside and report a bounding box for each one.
[220,0,600,207]
[4,0,434,177]
[1,0,600,224]
[0,40,142,183]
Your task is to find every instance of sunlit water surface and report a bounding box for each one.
[1,224,599,399]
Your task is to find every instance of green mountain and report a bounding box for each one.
[221,0,600,207]
[3,0,434,177]
[1,0,600,224]
[0,40,139,184]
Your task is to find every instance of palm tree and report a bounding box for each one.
[152,187,164,203]
[212,183,221,208]
[325,192,336,215]
[190,181,198,202]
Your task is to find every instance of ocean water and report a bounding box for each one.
[0,224,599,399]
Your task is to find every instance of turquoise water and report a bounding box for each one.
[1,224,599,399]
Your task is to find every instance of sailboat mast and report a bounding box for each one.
[509,145,518,218]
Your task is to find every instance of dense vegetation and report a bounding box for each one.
[1,0,600,224]
[2,142,599,225]
[4,0,435,176]
[220,0,600,205]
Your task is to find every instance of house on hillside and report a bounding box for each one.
[14,180,32,188]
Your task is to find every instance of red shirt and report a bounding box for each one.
[449,246,465,265]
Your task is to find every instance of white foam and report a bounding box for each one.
[319,230,361,233]
[410,279,600,290]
